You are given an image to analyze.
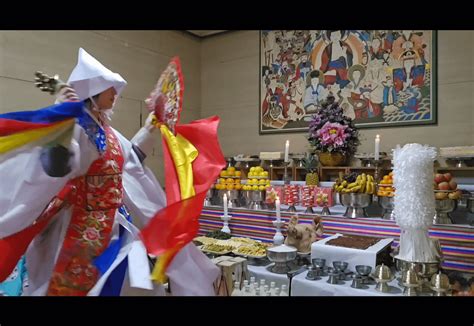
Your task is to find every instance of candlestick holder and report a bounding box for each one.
[272,219,285,245]
[283,161,291,185]
[221,214,232,234]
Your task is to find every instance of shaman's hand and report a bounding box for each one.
[55,86,79,104]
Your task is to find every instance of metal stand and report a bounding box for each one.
[287,204,297,212]
[321,205,331,216]
[373,159,382,185]
[283,161,291,185]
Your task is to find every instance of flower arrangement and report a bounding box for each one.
[308,95,359,155]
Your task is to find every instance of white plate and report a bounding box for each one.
[199,246,232,256]
[232,250,266,259]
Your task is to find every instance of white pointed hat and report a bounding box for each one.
[67,48,127,101]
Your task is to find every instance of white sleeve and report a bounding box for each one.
[117,130,166,230]
[0,124,98,238]
[130,127,155,157]
[166,243,221,296]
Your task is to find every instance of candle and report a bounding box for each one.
[284,140,290,162]
[375,135,380,161]
[223,193,228,216]
[275,197,281,222]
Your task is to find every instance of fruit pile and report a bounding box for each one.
[283,185,300,205]
[215,166,242,190]
[242,166,271,191]
[333,173,375,194]
[378,172,395,197]
[247,166,269,178]
[434,172,462,200]
[301,185,316,207]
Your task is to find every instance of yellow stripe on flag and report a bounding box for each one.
[0,119,75,154]
[151,125,198,283]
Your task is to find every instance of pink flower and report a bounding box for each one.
[83,227,100,242]
[316,122,349,148]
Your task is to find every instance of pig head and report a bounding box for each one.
[284,215,323,253]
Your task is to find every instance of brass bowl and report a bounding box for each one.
[394,257,440,279]
[318,151,347,167]
[373,264,392,281]
[401,269,420,287]
[430,272,450,292]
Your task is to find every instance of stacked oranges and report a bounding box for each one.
[377,172,395,197]
[214,167,242,190]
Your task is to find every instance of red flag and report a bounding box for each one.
[140,116,225,256]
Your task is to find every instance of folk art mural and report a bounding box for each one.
[259,30,437,134]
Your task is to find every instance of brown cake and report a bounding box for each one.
[326,235,382,250]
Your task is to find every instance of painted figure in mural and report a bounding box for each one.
[262,66,272,88]
[296,51,312,82]
[393,50,425,92]
[319,30,353,89]
[262,79,285,119]
[370,38,386,61]
[382,76,397,107]
[303,70,325,113]
[339,64,365,120]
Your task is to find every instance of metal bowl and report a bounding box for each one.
[241,190,253,207]
[312,258,326,269]
[355,265,372,277]
[206,188,214,199]
[435,198,457,212]
[251,190,265,201]
[216,189,240,201]
[433,198,457,224]
[333,261,348,272]
[466,197,474,214]
[266,245,297,263]
[339,193,372,218]
[378,196,395,220]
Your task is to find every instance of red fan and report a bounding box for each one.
[145,57,184,135]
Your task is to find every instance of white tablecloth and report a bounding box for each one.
[247,264,290,289]
[291,271,403,296]
[311,233,393,272]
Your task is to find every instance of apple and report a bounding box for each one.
[443,173,452,182]
[433,182,439,190]
[448,192,460,200]
[448,180,457,191]
[435,192,448,200]
[434,173,446,184]
[438,182,450,191]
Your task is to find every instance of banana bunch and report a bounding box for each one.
[334,173,375,194]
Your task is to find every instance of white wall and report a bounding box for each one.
[1,30,473,183]
[0,30,201,183]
